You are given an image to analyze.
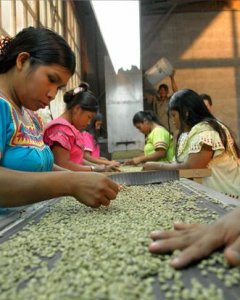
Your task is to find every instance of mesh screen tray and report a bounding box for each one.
[109,170,179,185]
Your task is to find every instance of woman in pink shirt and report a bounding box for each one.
[44,83,106,172]
[83,113,120,169]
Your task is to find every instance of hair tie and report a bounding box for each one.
[0,36,11,56]
[73,82,89,95]
[73,86,84,95]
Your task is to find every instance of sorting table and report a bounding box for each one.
[0,178,239,300]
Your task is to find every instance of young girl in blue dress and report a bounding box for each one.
[0,27,119,208]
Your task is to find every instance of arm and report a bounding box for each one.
[148,207,240,268]
[169,69,178,93]
[52,163,69,172]
[124,148,166,166]
[143,145,213,170]
[0,167,119,208]
[52,146,111,172]
[125,127,172,166]
[52,144,92,172]
[84,151,120,167]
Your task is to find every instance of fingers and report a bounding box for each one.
[170,231,224,268]
[89,197,110,208]
[93,180,118,207]
[149,234,191,254]
[99,196,111,207]
[107,177,120,194]
[150,230,176,240]
[79,175,119,208]
[149,238,175,254]
[224,237,240,266]
[150,225,198,240]
[170,235,222,269]
[87,197,102,208]
[150,230,163,240]
[95,177,123,207]
[169,244,207,269]
[104,187,118,201]
[150,224,200,240]
[112,161,120,167]
[89,189,114,208]
[174,223,200,231]
[110,166,121,172]
[149,224,224,268]
[118,184,124,190]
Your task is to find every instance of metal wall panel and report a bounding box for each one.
[105,56,144,153]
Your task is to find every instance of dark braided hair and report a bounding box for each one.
[63,82,99,112]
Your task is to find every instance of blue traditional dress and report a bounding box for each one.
[0,97,54,172]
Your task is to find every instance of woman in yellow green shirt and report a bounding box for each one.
[124,110,174,165]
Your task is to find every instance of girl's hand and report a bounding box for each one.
[71,172,119,208]
[124,157,142,166]
[148,208,240,268]
[109,160,121,167]
[123,159,134,166]
[93,164,106,172]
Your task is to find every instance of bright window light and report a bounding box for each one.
[90,0,140,74]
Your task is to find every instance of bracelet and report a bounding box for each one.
[90,166,96,171]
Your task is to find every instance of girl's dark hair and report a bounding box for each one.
[86,112,103,143]
[0,26,76,74]
[169,89,240,160]
[63,82,99,112]
[158,83,169,92]
[133,110,164,127]
[199,93,212,106]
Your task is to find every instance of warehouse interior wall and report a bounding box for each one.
[78,1,240,145]
[1,1,240,144]
[0,0,82,123]
[141,8,240,143]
